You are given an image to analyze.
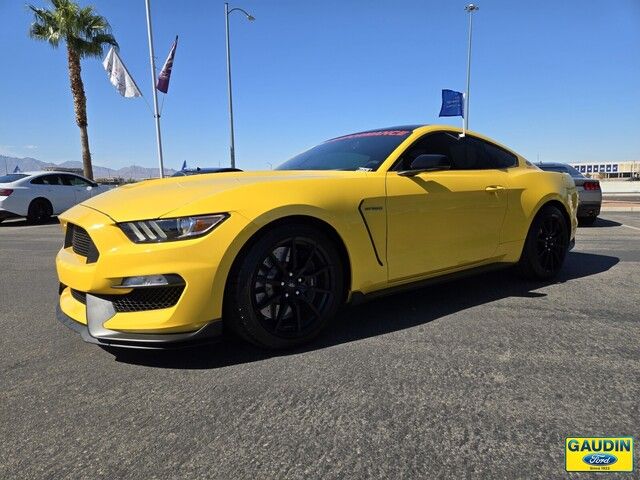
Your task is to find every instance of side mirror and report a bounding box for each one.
[398,154,450,177]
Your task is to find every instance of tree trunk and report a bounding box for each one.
[66,46,93,180]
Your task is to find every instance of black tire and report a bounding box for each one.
[27,198,53,224]
[224,223,344,349]
[517,205,569,280]
[578,216,597,226]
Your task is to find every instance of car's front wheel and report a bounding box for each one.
[225,223,344,349]
[517,205,569,280]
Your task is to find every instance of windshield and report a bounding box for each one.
[276,129,413,171]
[539,164,584,178]
[0,174,28,183]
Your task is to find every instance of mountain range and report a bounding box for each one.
[0,155,176,180]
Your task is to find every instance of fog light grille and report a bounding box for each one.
[69,286,184,312]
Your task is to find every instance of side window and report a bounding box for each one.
[394,132,516,171]
[32,174,63,185]
[394,132,457,171]
[449,137,489,170]
[482,141,518,169]
[63,175,92,187]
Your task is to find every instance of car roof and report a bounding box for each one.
[22,170,82,176]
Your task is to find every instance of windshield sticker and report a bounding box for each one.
[326,130,410,142]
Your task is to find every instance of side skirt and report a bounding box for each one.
[348,262,512,306]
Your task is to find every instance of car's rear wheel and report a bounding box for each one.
[27,198,53,224]
[517,205,569,280]
[225,224,343,349]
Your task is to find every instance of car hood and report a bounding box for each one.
[80,170,353,222]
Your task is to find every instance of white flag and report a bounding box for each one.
[102,47,142,98]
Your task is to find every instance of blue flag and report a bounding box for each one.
[181,160,187,170]
[439,89,464,117]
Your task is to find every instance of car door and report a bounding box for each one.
[30,174,76,213]
[385,132,510,282]
[62,174,95,203]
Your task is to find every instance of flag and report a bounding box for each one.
[156,36,178,94]
[102,47,142,98]
[439,89,464,117]
[181,160,187,170]
[13,165,21,173]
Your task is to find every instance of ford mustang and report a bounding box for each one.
[55,125,578,349]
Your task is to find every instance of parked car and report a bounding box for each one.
[0,171,111,224]
[171,167,243,177]
[56,125,578,350]
[537,162,602,225]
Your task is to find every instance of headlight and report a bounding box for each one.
[119,213,228,243]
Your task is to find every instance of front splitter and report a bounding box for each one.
[56,304,223,350]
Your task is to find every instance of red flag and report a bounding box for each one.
[156,36,178,93]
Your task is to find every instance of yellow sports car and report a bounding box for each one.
[56,125,578,349]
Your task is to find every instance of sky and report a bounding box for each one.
[1,0,639,171]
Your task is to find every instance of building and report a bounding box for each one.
[569,161,639,180]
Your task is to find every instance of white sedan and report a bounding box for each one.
[0,171,112,224]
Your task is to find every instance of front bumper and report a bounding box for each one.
[55,204,250,348]
[56,303,222,349]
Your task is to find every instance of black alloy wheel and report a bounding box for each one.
[534,213,568,275]
[518,205,569,280]
[225,224,343,349]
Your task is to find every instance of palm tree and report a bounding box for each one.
[29,0,117,180]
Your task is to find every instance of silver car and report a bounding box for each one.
[537,162,602,225]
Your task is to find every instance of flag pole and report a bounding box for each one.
[461,93,466,137]
[464,4,479,134]
[144,0,165,178]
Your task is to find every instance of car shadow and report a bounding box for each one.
[108,251,619,370]
[0,217,59,227]
[580,217,622,228]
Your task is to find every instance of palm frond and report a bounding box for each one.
[28,0,118,56]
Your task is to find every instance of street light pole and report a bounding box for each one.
[464,4,479,133]
[225,3,254,169]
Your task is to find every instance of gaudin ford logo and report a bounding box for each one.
[565,437,633,472]
[583,453,617,466]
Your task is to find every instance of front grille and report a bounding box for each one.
[64,224,99,263]
[69,286,184,312]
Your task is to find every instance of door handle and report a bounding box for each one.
[485,185,505,192]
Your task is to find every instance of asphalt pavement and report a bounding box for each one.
[1,214,638,479]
